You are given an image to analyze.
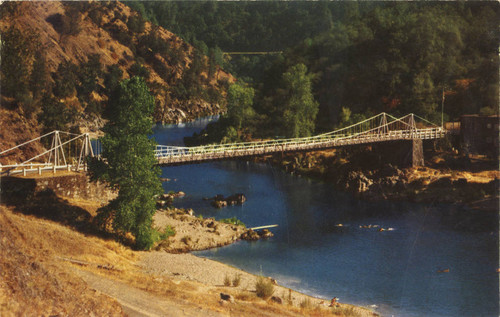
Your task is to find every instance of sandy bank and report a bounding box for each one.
[140,250,377,316]
[153,208,259,252]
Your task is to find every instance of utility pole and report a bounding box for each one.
[441,87,445,129]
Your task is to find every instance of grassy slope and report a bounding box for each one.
[0,199,376,317]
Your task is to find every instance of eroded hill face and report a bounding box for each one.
[0,1,234,162]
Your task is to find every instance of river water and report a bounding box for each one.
[152,118,498,317]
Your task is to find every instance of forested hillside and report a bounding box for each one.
[133,1,498,141]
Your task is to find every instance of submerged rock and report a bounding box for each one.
[241,228,274,241]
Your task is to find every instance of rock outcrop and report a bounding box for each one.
[206,193,247,208]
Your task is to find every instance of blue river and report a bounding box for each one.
[153,118,498,317]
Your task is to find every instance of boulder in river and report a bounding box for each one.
[226,193,246,205]
[207,193,247,208]
[259,229,274,239]
[212,200,228,208]
[241,229,260,241]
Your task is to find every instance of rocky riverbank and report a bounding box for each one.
[256,149,499,212]
[152,206,273,253]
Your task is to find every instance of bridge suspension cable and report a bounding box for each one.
[0,131,94,176]
[155,112,446,165]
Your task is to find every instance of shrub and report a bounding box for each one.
[127,14,145,34]
[223,274,231,286]
[219,217,246,227]
[232,274,241,287]
[162,225,176,239]
[135,224,155,250]
[255,276,274,299]
[299,297,312,309]
[128,62,150,79]
[53,61,78,98]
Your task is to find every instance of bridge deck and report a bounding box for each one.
[156,127,445,165]
[1,112,447,173]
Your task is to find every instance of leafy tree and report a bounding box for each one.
[226,82,255,130]
[0,26,40,100]
[280,64,318,138]
[92,77,162,250]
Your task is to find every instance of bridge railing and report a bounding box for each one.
[155,126,445,160]
[0,131,94,176]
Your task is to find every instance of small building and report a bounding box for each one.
[460,115,499,158]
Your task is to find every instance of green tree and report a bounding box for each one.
[38,95,76,134]
[0,26,39,100]
[77,54,102,101]
[127,14,146,33]
[280,64,318,138]
[128,62,150,79]
[52,61,78,98]
[226,82,255,129]
[29,52,50,101]
[104,64,124,96]
[92,77,162,250]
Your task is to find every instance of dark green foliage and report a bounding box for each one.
[92,77,162,250]
[0,26,40,100]
[104,64,124,95]
[38,95,76,134]
[280,64,318,138]
[88,7,104,26]
[127,14,146,33]
[128,62,150,79]
[52,61,78,98]
[130,1,498,131]
[29,53,50,101]
[77,54,102,101]
[0,1,22,17]
[48,4,82,37]
[178,49,207,99]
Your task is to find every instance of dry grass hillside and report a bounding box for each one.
[0,198,376,316]
[0,1,234,163]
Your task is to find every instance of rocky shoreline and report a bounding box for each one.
[152,207,273,253]
[254,149,499,213]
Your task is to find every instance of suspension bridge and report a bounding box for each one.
[155,113,445,165]
[0,112,446,176]
[0,131,94,176]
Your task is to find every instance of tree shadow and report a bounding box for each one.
[1,177,133,247]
